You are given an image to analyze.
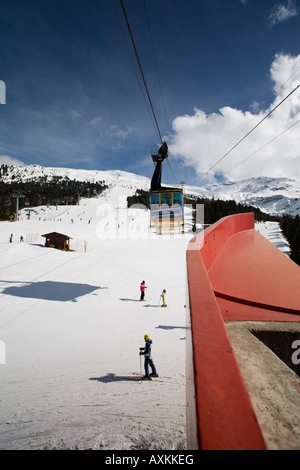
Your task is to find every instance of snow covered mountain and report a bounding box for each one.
[184,176,300,217]
[1,164,300,216]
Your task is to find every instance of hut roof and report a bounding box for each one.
[41,232,73,240]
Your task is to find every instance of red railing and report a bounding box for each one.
[186,213,267,450]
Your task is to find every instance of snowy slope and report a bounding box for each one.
[0,164,150,195]
[1,164,300,215]
[0,168,291,450]
[0,193,195,450]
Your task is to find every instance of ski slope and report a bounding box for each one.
[0,195,196,450]
[0,192,290,450]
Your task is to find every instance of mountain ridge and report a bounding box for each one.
[1,164,299,216]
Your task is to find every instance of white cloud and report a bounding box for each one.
[169,53,300,183]
[108,124,134,140]
[0,155,25,166]
[269,0,298,26]
[89,116,133,140]
[89,116,103,127]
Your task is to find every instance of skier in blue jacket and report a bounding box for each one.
[139,334,159,380]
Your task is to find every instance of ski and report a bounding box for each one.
[132,372,164,382]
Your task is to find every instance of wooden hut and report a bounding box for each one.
[42,232,72,250]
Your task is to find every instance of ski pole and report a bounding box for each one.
[140,353,142,376]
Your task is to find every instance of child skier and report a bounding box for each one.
[139,334,158,380]
[140,280,147,301]
[161,289,167,307]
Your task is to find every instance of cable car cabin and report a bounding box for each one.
[150,142,184,233]
[150,189,184,233]
[42,232,73,250]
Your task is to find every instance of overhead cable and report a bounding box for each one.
[120,0,163,143]
[205,63,300,172]
[143,0,170,132]
[225,118,300,175]
[199,84,300,181]
[110,0,159,140]
[113,1,177,184]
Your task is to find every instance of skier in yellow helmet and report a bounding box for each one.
[139,334,158,380]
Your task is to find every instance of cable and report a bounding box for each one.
[143,0,170,132]
[198,83,300,181]
[120,0,163,143]
[113,1,178,184]
[225,118,300,175]
[110,0,159,140]
[202,62,300,174]
[143,2,178,184]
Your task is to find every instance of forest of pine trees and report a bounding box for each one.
[127,189,300,266]
[127,189,279,224]
[0,168,108,221]
[279,214,300,265]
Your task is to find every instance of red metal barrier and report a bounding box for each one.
[200,212,255,271]
[186,212,300,449]
[186,213,267,450]
[209,228,300,320]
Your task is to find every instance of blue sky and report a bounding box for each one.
[1,0,300,185]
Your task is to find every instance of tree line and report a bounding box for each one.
[127,189,279,223]
[279,214,300,265]
[0,174,108,220]
[127,189,300,266]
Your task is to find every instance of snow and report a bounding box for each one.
[0,179,290,450]
[2,164,300,216]
[0,192,195,450]
[185,176,300,216]
[255,220,290,256]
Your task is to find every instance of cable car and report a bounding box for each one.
[150,142,184,233]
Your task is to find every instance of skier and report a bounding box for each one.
[161,289,167,307]
[140,280,147,301]
[139,334,158,380]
